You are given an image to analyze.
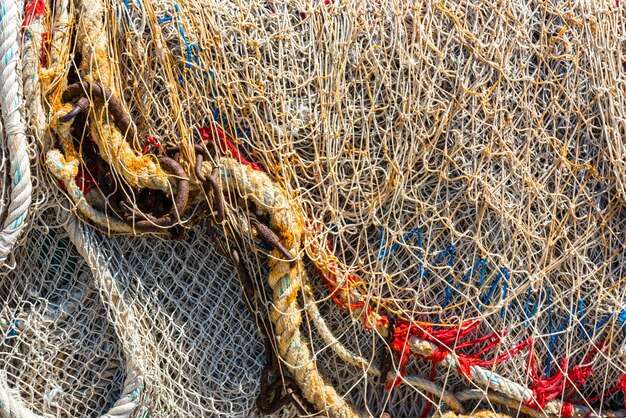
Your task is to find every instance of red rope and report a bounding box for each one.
[561,402,574,417]
[23,0,45,26]
[389,320,530,387]
[142,135,160,154]
[309,233,389,330]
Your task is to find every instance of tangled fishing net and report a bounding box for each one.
[2,0,626,417]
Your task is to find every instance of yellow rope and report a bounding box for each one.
[203,158,359,418]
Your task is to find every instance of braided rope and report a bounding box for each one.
[46,148,135,233]
[0,373,41,418]
[407,336,617,418]
[21,0,47,150]
[71,0,170,192]
[64,215,144,418]
[0,0,33,266]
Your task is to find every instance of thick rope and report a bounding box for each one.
[407,337,611,418]
[71,0,169,192]
[64,214,144,418]
[204,158,359,418]
[46,148,136,233]
[0,0,33,266]
[22,0,46,148]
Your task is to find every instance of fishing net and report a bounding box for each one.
[2,0,626,417]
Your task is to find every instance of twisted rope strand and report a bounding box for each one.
[0,0,33,266]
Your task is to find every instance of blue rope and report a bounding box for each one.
[174,4,199,70]
[479,266,505,310]
[545,287,571,376]
[378,226,421,260]
[578,297,617,340]
[441,258,482,311]
[119,0,143,31]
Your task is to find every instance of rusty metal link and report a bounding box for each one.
[61,81,136,138]
[248,212,296,262]
[59,82,193,231]
[207,226,320,417]
[190,145,225,224]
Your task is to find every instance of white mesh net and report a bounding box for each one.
[2,0,626,417]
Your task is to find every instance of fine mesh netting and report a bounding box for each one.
[2,0,626,417]
[2,211,269,417]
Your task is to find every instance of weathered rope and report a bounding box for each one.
[46,148,136,233]
[0,0,33,266]
[203,157,359,418]
[406,336,618,418]
[22,0,46,147]
[64,214,144,418]
[70,0,169,192]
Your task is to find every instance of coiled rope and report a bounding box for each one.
[0,0,33,266]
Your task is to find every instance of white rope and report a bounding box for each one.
[0,358,142,418]
[0,372,41,418]
[0,0,32,266]
[407,337,616,418]
[64,214,144,418]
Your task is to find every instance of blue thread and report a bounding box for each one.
[545,287,570,377]
[425,244,455,326]
[378,226,421,260]
[15,166,21,186]
[130,384,143,402]
[7,319,18,337]
[12,213,24,229]
[578,297,588,340]
[174,4,199,75]
[329,220,356,234]
[546,286,553,376]
[256,241,272,251]
[122,0,131,26]
[480,266,504,309]
[524,287,539,328]
[3,48,12,65]
[157,16,173,24]
[476,259,488,311]
[417,228,423,278]
[120,0,142,30]
[594,313,613,332]
[279,275,290,295]
[3,319,18,344]
[422,244,455,278]
[499,268,510,318]
[441,258,482,311]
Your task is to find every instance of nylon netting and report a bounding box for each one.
[2,0,626,417]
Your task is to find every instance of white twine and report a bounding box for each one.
[0,216,144,418]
